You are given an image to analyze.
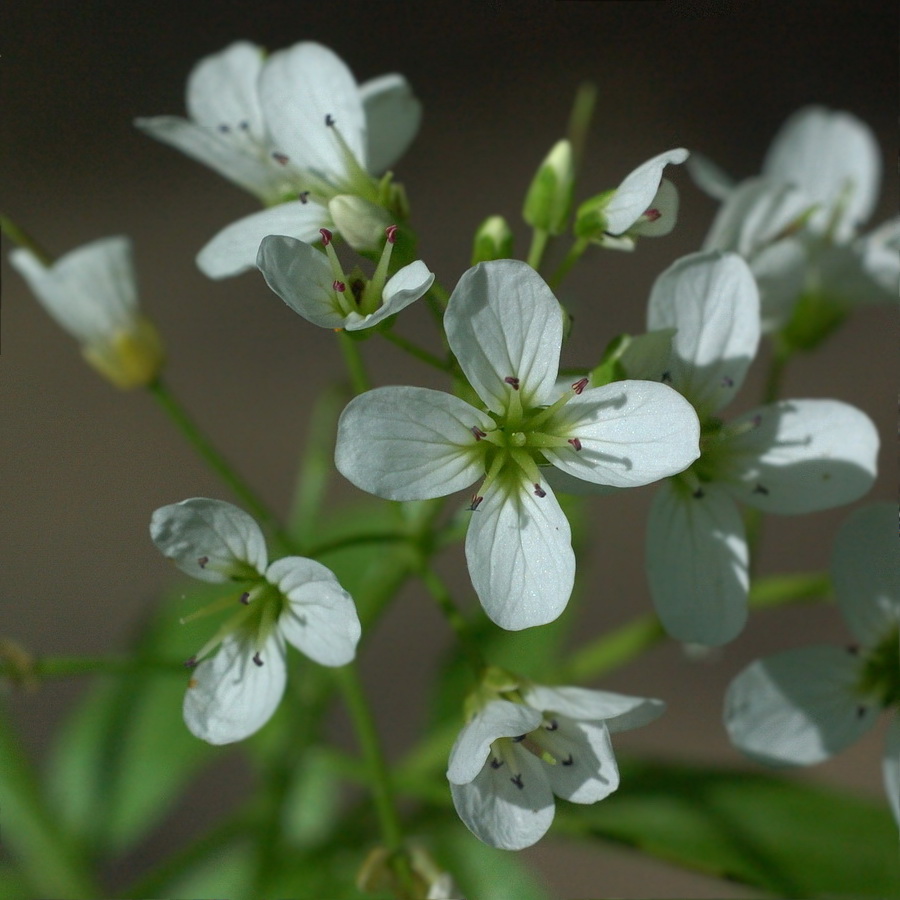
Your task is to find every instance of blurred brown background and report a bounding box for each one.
[1,1,897,897]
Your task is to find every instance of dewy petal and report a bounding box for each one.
[344,260,435,332]
[259,42,366,180]
[542,718,620,804]
[465,477,574,631]
[647,251,760,417]
[523,685,665,734]
[335,386,493,501]
[831,502,900,647]
[447,700,543,785]
[604,148,689,235]
[544,381,700,488]
[197,201,329,279]
[150,498,268,583]
[10,237,137,345]
[720,400,879,514]
[135,116,284,202]
[646,481,749,646]
[183,631,287,745]
[266,557,360,666]
[256,235,345,329]
[444,260,562,413]
[450,748,554,850]
[762,106,881,240]
[883,712,900,828]
[724,645,879,766]
[359,73,422,174]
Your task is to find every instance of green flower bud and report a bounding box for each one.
[471,215,514,264]
[523,139,574,235]
[574,189,615,240]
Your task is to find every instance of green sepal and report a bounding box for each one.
[574,189,614,240]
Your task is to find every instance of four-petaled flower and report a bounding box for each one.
[150,498,361,744]
[136,40,421,278]
[724,502,899,827]
[10,236,164,389]
[447,682,664,849]
[335,259,700,630]
[256,225,434,331]
[634,251,879,645]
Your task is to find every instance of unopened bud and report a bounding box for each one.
[471,215,514,265]
[523,139,574,235]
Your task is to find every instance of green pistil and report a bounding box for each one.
[326,119,380,202]
[857,626,900,708]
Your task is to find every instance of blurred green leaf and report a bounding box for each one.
[0,863,32,900]
[45,585,220,857]
[558,756,900,898]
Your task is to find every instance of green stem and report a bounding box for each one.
[306,530,412,559]
[527,227,550,272]
[0,703,99,898]
[147,378,294,554]
[338,330,371,394]
[0,654,183,682]
[566,81,598,178]
[418,564,485,673]
[549,237,589,290]
[381,329,451,372]
[335,664,415,895]
[559,614,665,683]
[0,213,54,265]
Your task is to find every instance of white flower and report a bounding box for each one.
[150,498,361,744]
[724,502,900,826]
[576,149,688,250]
[256,226,434,331]
[334,260,700,630]
[9,236,164,389]
[693,106,897,331]
[639,251,879,645]
[136,41,421,279]
[447,683,664,849]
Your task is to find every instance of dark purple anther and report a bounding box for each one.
[533,484,546,498]
[333,280,346,293]
[510,773,524,789]
[272,151,289,165]
[325,114,335,127]
[197,556,209,568]
[184,656,198,669]
[643,208,661,221]
[469,495,484,512]
[471,426,487,440]
[571,377,589,395]
[298,191,310,204]
[504,376,520,390]
[319,228,333,246]
[568,438,582,451]
[239,592,251,605]
[385,224,398,244]
[253,652,264,667]
[561,754,574,766]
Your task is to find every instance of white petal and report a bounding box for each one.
[150,497,268,583]
[523,685,665,733]
[449,748,554,850]
[10,237,137,345]
[259,42,365,180]
[646,481,749,646]
[604,148,689,235]
[183,631,286,745]
[465,478,574,630]
[542,718,620,804]
[344,260,434,331]
[686,152,736,201]
[724,645,878,765]
[543,381,700,487]
[360,73,422,174]
[647,251,760,417]
[629,178,679,237]
[185,41,265,135]
[720,400,879,514]
[883,712,900,828]
[447,700,543,785]
[817,221,900,309]
[197,201,329,279]
[334,386,492,501]
[445,260,562,413]
[135,116,284,202]
[256,235,344,329]
[831,502,900,647]
[763,106,881,239]
[266,556,360,666]
[751,238,808,333]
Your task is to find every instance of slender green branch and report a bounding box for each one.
[748,571,830,609]
[566,81,598,178]
[0,213,53,265]
[335,664,416,895]
[0,653,184,682]
[762,338,792,406]
[418,564,485,673]
[338,330,372,394]
[147,378,294,554]
[306,530,412,559]
[559,614,665,683]
[527,227,550,272]
[381,329,451,372]
[549,236,590,290]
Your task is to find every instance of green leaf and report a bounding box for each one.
[45,585,219,856]
[557,756,900,898]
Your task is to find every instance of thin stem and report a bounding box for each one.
[0,213,53,265]
[559,614,665,683]
[0,653,183,682]
[418,564,485,673]
[147,379,293,554]
[526,227,550,272]
[549,236,589,290]
[338,330,371,394]
[334,664,416,896]
[306,530,412,559]
[381,329,451,372]
[762,338,792,406]
[566,81,598,179]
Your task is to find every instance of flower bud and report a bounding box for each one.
[471,215,514,264]
[523,139,574,235]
